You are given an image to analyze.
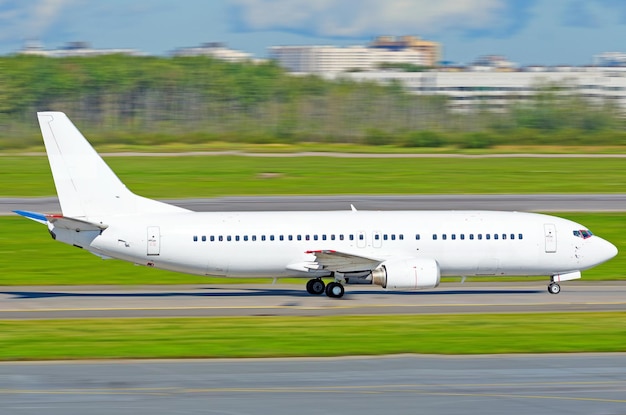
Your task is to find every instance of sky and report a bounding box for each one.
[1,0,626,65]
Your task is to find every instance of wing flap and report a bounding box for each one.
[304,250,382,273]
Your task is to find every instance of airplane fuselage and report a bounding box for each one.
[55,210,613,281]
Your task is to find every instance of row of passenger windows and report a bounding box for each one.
[192,232,523,242]
[193,234,366,242]
[433,233,523,240]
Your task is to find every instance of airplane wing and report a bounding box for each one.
[303,249,383,273]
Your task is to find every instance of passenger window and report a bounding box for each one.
[219,235,223,242]
[375,234,380,240]
[297,235,302,241]
[235,236,240,241]
[359,234,364,240]
[433,234,437,240]
[322,235,327,241]
[519,234,523,240]
[227,236,232,242]
[305,235,310,241]
[510,234,515,240]
[442,234,447,240]
[340,235,344,241]
[252,235,257,241]
[391,234,396,241]
[313,235,318,241]
[494,234,498,240]
[399,234,404,240]
[502,234,506,240]
[451,234,456,240]
[210,236,215,242]
[244,235,248,241]
[261,235,266,241]
[193,236,198,242]
[280,235,284,241]
[384,234,388,240]
[331,235,335,240]
[469,234,474,240]
[460,234,465,240]
[349,235,354,241]
[477,234,482,240]
[270,235,274,241]
[288,235,293,241]
[415,234,420,240]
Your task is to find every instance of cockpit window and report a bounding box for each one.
[573,230,593,239]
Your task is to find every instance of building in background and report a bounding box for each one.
[369,35,440,67]
[326,66,626,112]
[594,52,626,67]
[170,42,255,62]
[18,41,143,57]
[270,35,439,73]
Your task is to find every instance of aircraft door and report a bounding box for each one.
[373,231,382,248]
[357,231,367,248]
[147,226,160,256]
[544,223,557,253]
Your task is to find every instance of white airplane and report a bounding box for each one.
[15,112,617,298]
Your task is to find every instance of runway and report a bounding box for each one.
[1,282,625,319]
[1,354,625,415]
[2,193,626,214]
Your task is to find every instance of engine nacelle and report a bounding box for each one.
[371,258,440,290]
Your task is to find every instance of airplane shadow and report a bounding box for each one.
[0,287,543,300]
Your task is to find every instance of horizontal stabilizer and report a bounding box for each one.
[13,210,47,225]
[46,214,108,231]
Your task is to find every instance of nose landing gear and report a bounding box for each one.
[548,282,561,294]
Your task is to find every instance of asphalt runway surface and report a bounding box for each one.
[1,282,625,319]
[3,194,626,214]
[1,354,625,415]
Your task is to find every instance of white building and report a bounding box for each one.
[269,45,429,73]
[19,41,143,57]
[170,43,253,62]
[594,52,626,67]
[325,67,626,111]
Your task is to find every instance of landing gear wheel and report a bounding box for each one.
[548,282,561,295]
[325,282,345,298]
[306,278,325,295]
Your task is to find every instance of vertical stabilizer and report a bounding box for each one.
[37,112,188,218]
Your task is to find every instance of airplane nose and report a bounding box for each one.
[594,237,618,265]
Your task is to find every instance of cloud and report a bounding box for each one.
[561,1,599,28]
[229,0,536,39]
[560,0,626,28]
[0,0,77,43]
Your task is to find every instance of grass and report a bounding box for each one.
[1,313,625,360]
[1,213,624,286]
[2,155,626,197]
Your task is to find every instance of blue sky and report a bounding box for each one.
[1,0,626,65]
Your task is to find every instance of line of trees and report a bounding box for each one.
[0,55,624,149]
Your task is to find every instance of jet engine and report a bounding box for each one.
[371,258,440,290]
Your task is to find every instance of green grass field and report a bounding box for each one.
[2,155,626,197]
[1,213,623,285]
[1,313,624,360]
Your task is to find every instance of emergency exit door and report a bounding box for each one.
[147,226,160,256]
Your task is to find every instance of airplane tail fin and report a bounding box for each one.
[37,112,188,219]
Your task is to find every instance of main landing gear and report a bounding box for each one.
[306,278,345,298]
[548,282,561,295]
